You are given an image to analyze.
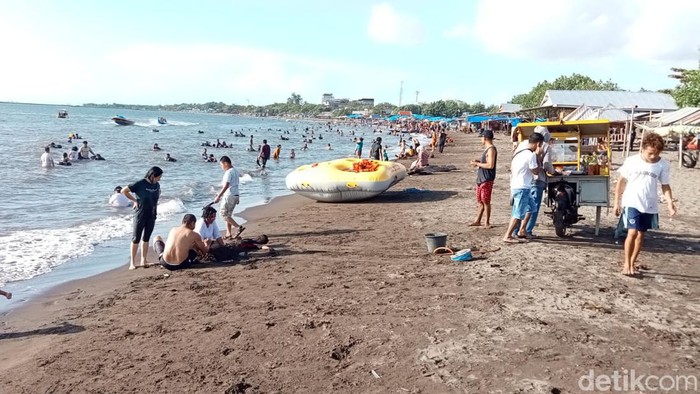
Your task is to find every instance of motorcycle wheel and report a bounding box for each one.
[682,152,697,168]
[554,211,567,237]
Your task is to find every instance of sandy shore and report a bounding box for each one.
[1,131,698,393]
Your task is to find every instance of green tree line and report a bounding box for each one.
[84,69,700,119]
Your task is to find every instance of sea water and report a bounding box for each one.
[0,102,415,311]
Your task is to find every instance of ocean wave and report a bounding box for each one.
[0,198,186,284]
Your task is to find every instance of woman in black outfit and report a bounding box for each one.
[122,166,163,270]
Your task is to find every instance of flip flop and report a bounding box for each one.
[234,226,246,238]
[503,238,521,244]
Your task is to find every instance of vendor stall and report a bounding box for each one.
[517,120,611,236]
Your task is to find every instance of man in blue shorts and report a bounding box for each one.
[614,132,676,276]
[503,133,543,243]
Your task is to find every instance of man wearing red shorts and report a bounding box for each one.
[470,130,498,227]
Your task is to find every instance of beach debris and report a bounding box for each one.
[582,301,612,314]
[371,369,381,379]
[330,337,357,361]
[224,379,252,394]
[655,275,666,283]
[230,330,242,340]
[163,273,170,278]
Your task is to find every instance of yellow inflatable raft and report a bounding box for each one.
[285,158,407,202]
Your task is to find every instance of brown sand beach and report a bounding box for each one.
[0,131,698,393]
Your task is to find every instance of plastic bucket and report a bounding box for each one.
[424,232,447,253]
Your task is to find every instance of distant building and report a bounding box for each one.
[356,98,375,108]
[322,93,334,106]
[535,90,677,119]
[327,98,349,109]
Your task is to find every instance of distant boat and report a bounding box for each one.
[112,115,135,126]
[57,110,68,118]
[157,117,167,124]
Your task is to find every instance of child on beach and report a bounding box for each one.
[614,132,676,276]
[469,130,497,228]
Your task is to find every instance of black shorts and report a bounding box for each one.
[132,214,156,243]
[154,240,198,271]
[260,157,269,168]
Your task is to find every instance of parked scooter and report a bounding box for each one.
[547,180,585,237]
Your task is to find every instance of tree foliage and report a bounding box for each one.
[511,73,621,109]
[287,92,303,105]
[670,69,700,107]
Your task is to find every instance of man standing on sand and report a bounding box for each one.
[258,140,271,169]
[503,133,543,243]
[153,214,209,271]
[214,155,245,239]
[614,132,676,277]
[514,125,554,238]
[469,130,497,228]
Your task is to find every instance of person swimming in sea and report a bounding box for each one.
[153,143,162,151]
[58,152,72,166]
[165,153,177,162]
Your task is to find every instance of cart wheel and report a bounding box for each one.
[554,211,566,237]
[682,152,697,168]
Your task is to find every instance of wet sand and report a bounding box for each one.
[0,131,698,393]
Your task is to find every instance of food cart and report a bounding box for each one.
[517,120,611,236]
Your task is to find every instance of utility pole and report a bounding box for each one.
[398,80,404,107]
[415,91,420,104]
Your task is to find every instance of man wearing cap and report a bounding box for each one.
[469,130,497,227]
[513,125,554,238]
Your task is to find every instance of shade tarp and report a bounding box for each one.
[644,124,700,137]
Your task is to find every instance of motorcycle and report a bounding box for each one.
[547,180,585,237]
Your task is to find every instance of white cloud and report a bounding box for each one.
[0,32,401,105]
[367,3,425,46]
[472,0,700,66]
[443,23,470,39]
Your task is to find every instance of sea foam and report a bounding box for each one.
[0,198,185,284]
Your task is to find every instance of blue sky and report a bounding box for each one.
[1,0,699,106]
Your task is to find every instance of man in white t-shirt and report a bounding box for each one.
[503,133,543,243]
[195,205,225,248]
[41,146,55,168]
[213,155,244,239]
[109,186,133,207]
[614,132,676,277]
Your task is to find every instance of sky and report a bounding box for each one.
[1,0,699,107]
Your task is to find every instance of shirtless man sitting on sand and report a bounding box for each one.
[153,214,209,271]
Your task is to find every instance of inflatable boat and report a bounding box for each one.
[285,158,407,202]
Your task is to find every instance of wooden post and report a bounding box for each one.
[678,121,684,169]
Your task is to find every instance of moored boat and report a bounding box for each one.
[285,158,407,202]
[112,115,135,126]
